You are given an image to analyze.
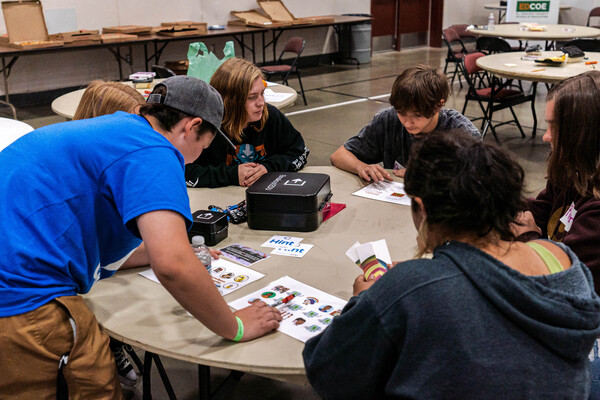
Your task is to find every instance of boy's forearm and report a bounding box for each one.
[155,256,238,340]
[120,243,149,270]
[331,146,362,175]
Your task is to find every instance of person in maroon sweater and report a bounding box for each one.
[515,71,600,294]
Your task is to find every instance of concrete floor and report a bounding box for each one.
[10,46,551,399]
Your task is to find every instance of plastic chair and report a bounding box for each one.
[476,37,513,54]
[151,65,177,79]
[442,27,472,88]
[588,7,600,28]
[563,39,600,52]
[461,52,537,143]
[261,37,307,105]
[451,24,477,52]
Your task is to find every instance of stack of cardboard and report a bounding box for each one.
[1,1,63,49]
[102,25,153,36]
[158,21,207,37]
[48,30,101,45]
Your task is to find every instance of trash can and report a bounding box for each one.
[339,13,372,64]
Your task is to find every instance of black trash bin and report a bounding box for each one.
[339,13,372,65]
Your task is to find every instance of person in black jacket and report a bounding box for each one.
[185,57,309,188]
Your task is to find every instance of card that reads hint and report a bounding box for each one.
[261,235,304,248]
[271,243,313,258]
[219,243,269,266]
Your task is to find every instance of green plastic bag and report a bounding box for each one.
[187,41,235,83]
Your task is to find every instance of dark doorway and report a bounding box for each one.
[370,0,444,51]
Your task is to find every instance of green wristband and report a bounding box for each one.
[232,316,244,342]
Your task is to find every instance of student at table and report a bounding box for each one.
[0,76,282,398]
[73,79,147,387]
[330,64,480,182]
[185,57,309,188]
[515,71,600,294]
[73,80,145,120]
[303,131,600,399]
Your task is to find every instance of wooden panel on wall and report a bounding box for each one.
[371,0,396,37]
[429,0,444,47]
[398,0,430,34]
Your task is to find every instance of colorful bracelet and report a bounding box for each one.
[232,316,244,342]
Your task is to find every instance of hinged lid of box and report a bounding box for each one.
[2,0,49,43]
[230,9,291,27]
[246,172,331,213]
[257,0,295,22]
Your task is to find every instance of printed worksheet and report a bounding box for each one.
[139,258,264,296]
[229,276,348,343]
[352,180,411,206]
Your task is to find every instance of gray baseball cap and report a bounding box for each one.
[147,76,235,149]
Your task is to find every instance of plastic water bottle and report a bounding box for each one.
[191,236,212,273]
[488,12,495,31]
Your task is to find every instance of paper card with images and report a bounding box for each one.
[228,276,347,342]
[139,258,264,297]
[352,180,411,206]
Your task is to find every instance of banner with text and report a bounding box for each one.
[506,0,559,24]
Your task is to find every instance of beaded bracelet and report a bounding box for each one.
[232,316,244,342]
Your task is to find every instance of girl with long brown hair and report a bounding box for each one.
[185,58,309,188]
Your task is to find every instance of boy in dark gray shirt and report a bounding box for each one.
[330,65,480,182]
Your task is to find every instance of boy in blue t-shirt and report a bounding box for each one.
[0,76,282,397]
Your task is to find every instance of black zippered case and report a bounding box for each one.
[245,172,332,232]
[187,210,229,246]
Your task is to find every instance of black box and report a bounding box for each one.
[188,210,228,246]
[245,172,332,232]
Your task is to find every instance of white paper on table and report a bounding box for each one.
[271,243,313,258]
[264,88,295,103]
[346,239,391,265]
[352,180,412,206]
[228,276,348,343]
[261,235,304,248]
[138,258,264,297]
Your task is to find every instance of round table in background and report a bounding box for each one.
[0,117,34,151]
[468,23,600,41]
[51,80,297,119]
[476,51,600,84]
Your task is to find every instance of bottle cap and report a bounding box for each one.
[192,235,205,245]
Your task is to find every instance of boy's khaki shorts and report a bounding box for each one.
[0,295,123,399]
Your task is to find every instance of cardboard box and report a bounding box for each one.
[188,210,229,246]
[49,29,100,44]
[257,0,334,25]
[161,21,207,28]
[230,9,291,28]
[1,1,63,49]
[100,33,137,43]
[102,25,153,36]
[157,22,207,37]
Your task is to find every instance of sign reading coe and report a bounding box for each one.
[517,1,550,11]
